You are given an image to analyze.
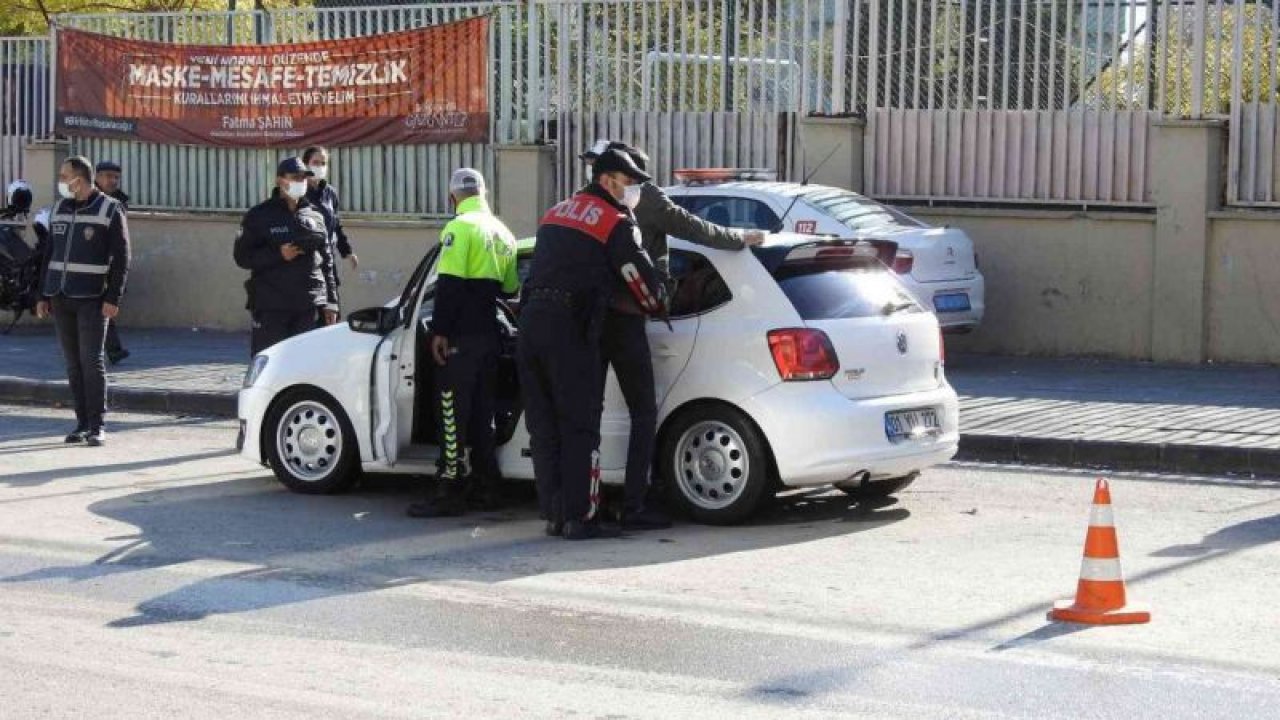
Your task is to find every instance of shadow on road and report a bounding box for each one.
[0,473,910,628]
[1150,513,1280,558]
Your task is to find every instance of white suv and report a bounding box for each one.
[237,233,960,524]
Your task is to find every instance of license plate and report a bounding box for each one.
[933,293,971,313]
[885,408,942,442]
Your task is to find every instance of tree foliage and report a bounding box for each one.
[1,0,302,37]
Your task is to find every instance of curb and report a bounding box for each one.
[0,377,237,419]
[957,434,1280,479]
[4,378,1277,479]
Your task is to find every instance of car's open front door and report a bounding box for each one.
[371,247,439,466]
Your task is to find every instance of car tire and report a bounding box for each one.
[264,388,360,495]
[835,473,917,500]
[659,403,773,526]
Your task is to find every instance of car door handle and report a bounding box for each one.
[652,344,679,358]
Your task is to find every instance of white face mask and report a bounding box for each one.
[57,180,75,199]
[621,184,642,210]
[284,180,308,200]
[308,165,328,181]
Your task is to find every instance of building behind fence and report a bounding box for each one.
[1,1,1279,215]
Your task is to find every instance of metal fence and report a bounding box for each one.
[1218,1,1280,206]
[3,1,1280,210]
[57,3,524,218]
[0,36,50,189]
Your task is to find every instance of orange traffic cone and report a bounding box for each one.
[1049,478,1150,625]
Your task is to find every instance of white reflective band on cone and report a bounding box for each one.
[1088,504,1115,528]
[1079,557,1124,582]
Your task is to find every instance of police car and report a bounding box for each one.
[664,169,984,332]
[238,230,960,525]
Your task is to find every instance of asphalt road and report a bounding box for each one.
[2,404,1279,719]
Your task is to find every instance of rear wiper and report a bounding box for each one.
[882,301,915,316]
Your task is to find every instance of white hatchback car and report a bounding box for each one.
[237,233,960,524]
[665,170,985,332]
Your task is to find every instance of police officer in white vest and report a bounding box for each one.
[34,156,131,447]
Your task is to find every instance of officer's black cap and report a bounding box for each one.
[592,148,651,183]
[276,156,314,177]
[95,160,122,173]
[582,140,650,173]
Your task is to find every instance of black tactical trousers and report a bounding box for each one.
[51,295,108,431]
[599,310,657,513]
[250,308,320,357]
[435,333,500,485]
[517,301,604,525]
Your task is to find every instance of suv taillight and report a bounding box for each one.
[939,328,946,365]
[767,329,839,381]
[892,249,914,275]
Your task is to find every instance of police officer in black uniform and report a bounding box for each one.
[519,148,667,541]
[234,157,338,357]
[94,160,130,365]
[580,141,764,529]
[34,156,131,447]
[302,146,358,312]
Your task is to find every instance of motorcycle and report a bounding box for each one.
[0,181,39,334]
[0,218,41,334]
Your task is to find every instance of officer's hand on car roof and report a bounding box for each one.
[743,230,766,247]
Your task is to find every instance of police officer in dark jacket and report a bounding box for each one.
[94,160,130,365]
[579,141,764,529]
[302,146,357,311]
[234,157,338,357]
[519,148,667,541]
[34,156,131,447]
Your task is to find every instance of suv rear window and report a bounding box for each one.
[774,263,923,320]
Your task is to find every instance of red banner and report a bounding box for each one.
[55,18,489,147]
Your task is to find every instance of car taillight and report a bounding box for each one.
[767,328,839,381]
[892,249,914,275]
[939,328,946,365]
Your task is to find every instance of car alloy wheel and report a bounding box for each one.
[276,400,343,483]
[675,420,751,511]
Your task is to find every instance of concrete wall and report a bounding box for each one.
[1206,213,1280,364]
[903,208,1157,359]
[122,213,439,331]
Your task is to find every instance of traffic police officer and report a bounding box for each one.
[94,160,130,365]
[302,146,358,311]
[519,148,667,541]
[234,157,337,357]
[580,141,764,529]
[33,156,131,447]
[407,168,519,519]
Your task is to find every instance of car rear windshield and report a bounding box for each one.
[772,262,924,320]
[801,188,925,233]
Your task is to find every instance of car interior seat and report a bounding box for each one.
[707,205,731,227]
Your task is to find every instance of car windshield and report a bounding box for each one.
[773,263,923,320]
[800,188,925,233]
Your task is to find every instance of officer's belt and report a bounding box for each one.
[524,287,585,308]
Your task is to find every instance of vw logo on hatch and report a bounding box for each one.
[896,331,909,355]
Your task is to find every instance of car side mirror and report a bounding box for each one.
[347,307,398,335]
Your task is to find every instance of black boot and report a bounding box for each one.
[621,506,673,531]
[406,480,466,518]
[562,519,621,541]
[468,479,505,511]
